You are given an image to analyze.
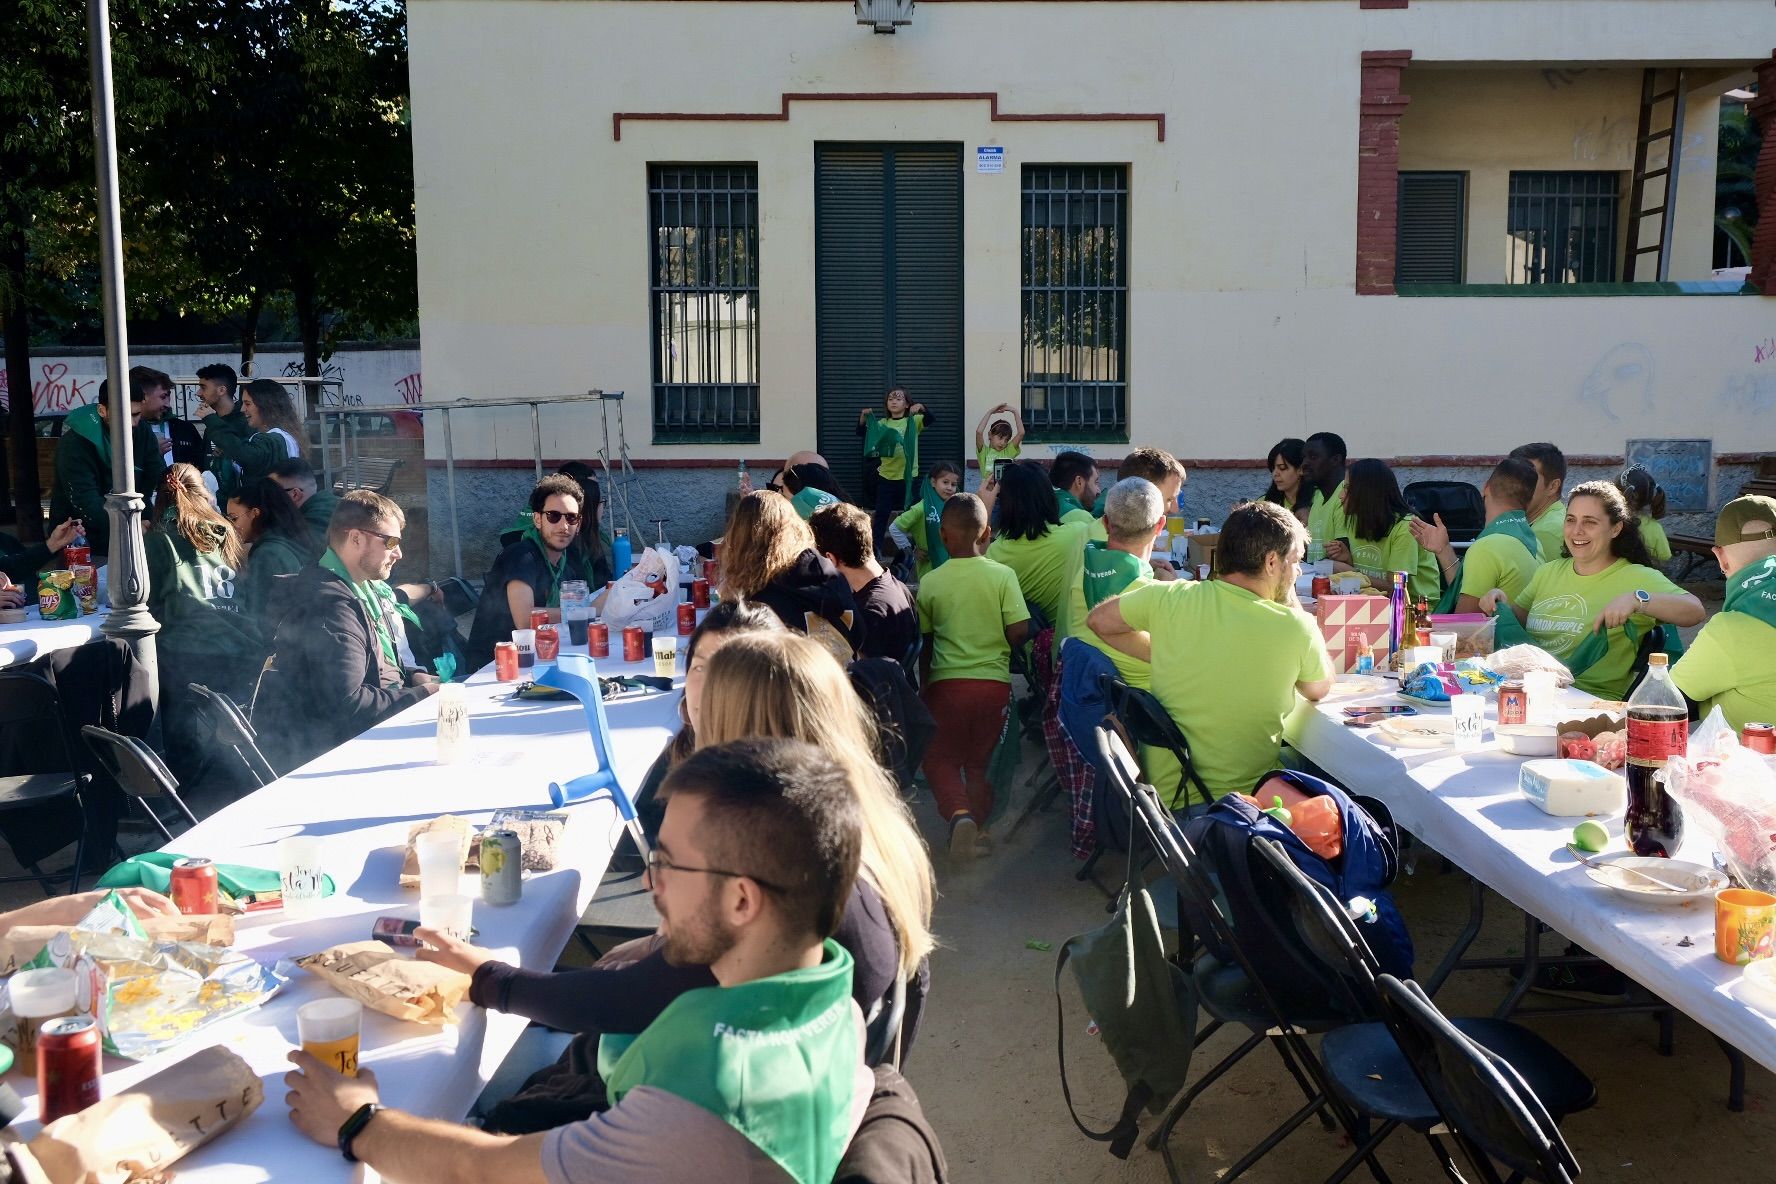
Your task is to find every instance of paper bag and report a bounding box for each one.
[296,943,471,1025]
[1313,594,1391,674]
[26,1045,262,1184]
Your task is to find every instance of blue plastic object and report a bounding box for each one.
[535,654,650,855]
[612,531,632,578]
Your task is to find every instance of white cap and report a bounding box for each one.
[8,967,77,1018]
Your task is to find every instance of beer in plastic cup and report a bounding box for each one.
[298,997,363,1077]
[652,634,680,679]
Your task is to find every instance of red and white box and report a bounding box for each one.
[1314,594,1391,673]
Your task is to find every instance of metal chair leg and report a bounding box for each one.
[1717,1037,1747,1111]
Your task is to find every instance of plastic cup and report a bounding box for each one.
[1450,693,1486,751]
[277,836,327,920]
[1431,631,1458,664]
[1523,670,1560,724]
[652,633,680,679]
[421,893,474,943]
[1715,888,1776,964]
[297,997,362,1077]
[512,628,537,670]
[1406,646,1442,670]
[415,831,464,899]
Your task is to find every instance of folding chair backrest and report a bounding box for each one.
[863,973,908,1071]
[186,683,276,785]
[1375,976,1580,1184]
[0,671,77,769]
[81,726,178,803]
[1104,680,1212,809]
[1249,837,1381,1020]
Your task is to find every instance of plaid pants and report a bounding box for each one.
[1034,639,1098,860]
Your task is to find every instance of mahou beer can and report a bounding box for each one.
[170,857,220,915]
[692,578,710,609]
[494,641,520,682]
[702,559,718,585]
[677,602,696,636]
[529,609,551,632]
[622,626,646,662]
[1498,681,1528,727]
[588,623,610,658]
[1743,723,1776,755]
[480,829,523,906]
[37,1016,101,1122]
[535,625,560,662]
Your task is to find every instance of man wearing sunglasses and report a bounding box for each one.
[468,474,605,670]
[260,490,441,771]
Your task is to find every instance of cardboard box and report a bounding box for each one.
[1314,593,1392,674]
[1185,531,1219,571]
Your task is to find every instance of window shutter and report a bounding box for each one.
[1396,172,1467,284]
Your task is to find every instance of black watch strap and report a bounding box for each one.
[338,1102,382,1163]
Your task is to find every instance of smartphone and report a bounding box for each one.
[992,458,1010,483]
[1341,705,1416,717]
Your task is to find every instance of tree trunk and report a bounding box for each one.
[1,227,34,537]
[237,289,264,377]
[293,269,321,423]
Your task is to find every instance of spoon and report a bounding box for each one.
[1565,845,1690,893]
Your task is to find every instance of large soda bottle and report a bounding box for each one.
[1625,653,1687,857]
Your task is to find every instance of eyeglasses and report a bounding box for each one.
[539,510,582,526]
[358,529,401,549]
[646,849,785,893]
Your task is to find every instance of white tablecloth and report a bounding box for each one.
[1286,681,1776,1076]
[0,568,110,667]
[6,644,682,1180]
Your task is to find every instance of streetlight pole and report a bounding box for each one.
[87,0,157,681]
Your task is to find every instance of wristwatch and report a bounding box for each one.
[1634,589,1651,608]
[338,1102,383,1162]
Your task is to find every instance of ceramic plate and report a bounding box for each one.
[1578,852,1727,903]
[1377,715,1455,748]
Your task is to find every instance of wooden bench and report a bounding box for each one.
[332,457,403,496]
[1668,470,1776,577]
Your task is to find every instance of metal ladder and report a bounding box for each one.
[1623,67,1688,281]
[588,390,660,546]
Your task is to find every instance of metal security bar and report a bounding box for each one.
[1506,171,1621,285]
[649,164,761,441]
[1021,165,1128,439]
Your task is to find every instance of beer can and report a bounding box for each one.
[702,559,719,585]
[588,622,610,658]
[480,828,523,906]
[37,1016,100,1122]
[677,602,696,636]
[64,545,91,569]
[529,608,550,632]
[494,641,520,682]
[535,624,560,662]
[622,626,645,662]
[1310,576,1331,599]
[170,857,220,915]
[691,578,710,609]
[1743,723,1776,755]
[1499,682,1528,727]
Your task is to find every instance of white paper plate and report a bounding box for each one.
[1579,852,1727,903]
[1326,674,1389,699]
[1377,715,1455,748]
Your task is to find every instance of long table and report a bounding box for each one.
[1286,680,1776,1078]
[6,646,681,1180]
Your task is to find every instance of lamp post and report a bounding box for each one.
[87,0,157,681]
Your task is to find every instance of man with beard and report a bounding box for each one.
[284,739,874,1184]
[466,473,603,670]
[1300,430,1352,552]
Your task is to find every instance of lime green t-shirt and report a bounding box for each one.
[1349,517,1440,603]
[873,414,923,482]
[1306,481,1351,545]
[986,519,1091,634]
[916,556,1030,684]
[1115,579,1333,807]
[1457,531,1542,605]
[1514,557,1682,699]
[977,443,1020,476]
[1066,543,1153,690]
[1530,501,1567,564]
[1640,517,1672,565]
[1671,612,1776,734]
[892,502,938,580]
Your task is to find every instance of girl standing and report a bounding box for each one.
[858,387,931,550]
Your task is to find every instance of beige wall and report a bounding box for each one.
[407,0,1776,463]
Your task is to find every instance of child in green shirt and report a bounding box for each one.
[890,461,962,581]
[858,387,930,551]
[974,402,1024,477]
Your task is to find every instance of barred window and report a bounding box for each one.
[649,165,760,442]
[1506,171,1620,285]
[1021,165,1128,440]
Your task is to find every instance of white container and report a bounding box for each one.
[1496,724,1559,757]
[1518,758,1626,817]
[278,835,327,920]
[435,683,469,764]
[415,831,464,899]
[421,893,474,942]
[1451,693,1485,751]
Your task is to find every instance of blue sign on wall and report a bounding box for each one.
[1625,438,1713,513]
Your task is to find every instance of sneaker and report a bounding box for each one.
[1529,961,1630,1004]
[948,813,979,864]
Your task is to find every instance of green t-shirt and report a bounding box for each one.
[916,556,1029,684]
[892,503,937,581]
[1640,517,1672,565]
[871,414,923,482]
[1457,530,1541,605]
[1066,543,1153,690]
[1115,579,1333,807]
[1514,558,1682,699]
[1530,501,1566,565]
[1306,481,1350,545]
[1671,612,1776,734]
[986,519,1091,634]
[1349,517,1440,602]
[977,443,1020,475]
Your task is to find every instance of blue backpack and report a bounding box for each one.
[1181,770,1415,989]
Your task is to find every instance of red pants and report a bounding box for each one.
[920,679,1011,823]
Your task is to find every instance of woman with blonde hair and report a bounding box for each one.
[719,489,859,661]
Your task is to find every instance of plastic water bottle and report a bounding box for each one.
[738,458,749,491]
[612,528,632,578]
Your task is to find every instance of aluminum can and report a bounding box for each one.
[37,1016,101,1122]
[692,578,710,609]
[702,559,719,585]
[170,857,220,915]
[588,623,610,658]
[1310,576,1331,598]
[1743,723,1776,755]
[535,625,560,662]
[677,602,696,636]
[479,829,523,906]
[494,641,520,682]
[1498,682,1528,727]
[529,608,550,632]
[622,626,645,662]
[64,545,91,569]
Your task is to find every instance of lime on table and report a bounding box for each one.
[1571,820,1609,854]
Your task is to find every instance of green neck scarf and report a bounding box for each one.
[599,941,860,1184]
[522,523,596,607]
[920,480,950,569]
[319,548,417,670]
[1055,489,1086,520]
[1082,541,1147,610]
[1433,510,1541,614]
[863,413,922,505]
[1724,554,1776,631]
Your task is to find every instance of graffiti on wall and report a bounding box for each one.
[395,372,423,405]
[0,362,103,414]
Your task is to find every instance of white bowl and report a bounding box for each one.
[1497,724,1558,757]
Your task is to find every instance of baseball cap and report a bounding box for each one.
[1714,495,1776,547]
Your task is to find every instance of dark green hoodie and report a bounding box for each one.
[145,525,263,660]
[49,403,166,557]
[298,491,340,560]
[200,406,252,503]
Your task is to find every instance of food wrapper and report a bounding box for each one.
[36,570,79,620]
[1663,738,1776,894]
[1485,644,1573,685]
[295,942,471,1025]
[27,1045,262,1184]
[0,914,234,977]
[1400,659,1503,702]
[488,809,568,871]
[398,816,477,888]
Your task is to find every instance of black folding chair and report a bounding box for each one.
[0,671,92,895]
[80,726,202,844]
[1104,679,1215,814]
[863,973,908,1071]
[186,683,278,787]
[1403,480,1485,543]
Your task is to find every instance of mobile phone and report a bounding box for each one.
[992,458,1010,483]
[1341,705,1416,717]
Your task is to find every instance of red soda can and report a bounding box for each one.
[1311,576,1331,598]
[588,623,610,658]
[1743,723,1776,755]
[677,602,696,636]
[170,857,220,915]
[1498,682,1528,727]
[622,626,645,662]
[64,545,91,569]
[529,609,550,632]
[702,559,718,585]
[691,578,710,608]
[535,624,560,662]
[37,1016,101,1122]
[494,641,520,682]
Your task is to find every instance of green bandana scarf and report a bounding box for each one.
[1082,541,1147,609]
[920,480,950,570]
[599,941,859,1184]
[1724,555,1776,632]
[1055,490,1086,520]
[521,523,597,607]
[862,413,923,506]
[319,548,417,671]
[1434,510,1541,614]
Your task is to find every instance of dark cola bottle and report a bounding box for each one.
[1624,653,1687,857]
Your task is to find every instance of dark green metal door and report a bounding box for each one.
[814,143,963,498]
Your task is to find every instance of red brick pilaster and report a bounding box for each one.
[1357,50,1412,295]
[1360,0,1409,9]
[1750,53,1776,296]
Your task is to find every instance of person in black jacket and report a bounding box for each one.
[809,501,917,664]
[48,375,166,558]
[259,489,439,771]
[718,490,859,665]
[134,366,206,470]
[466,473,605,670]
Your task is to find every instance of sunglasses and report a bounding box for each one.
[358,529,401,549]
[539,510,582,525]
